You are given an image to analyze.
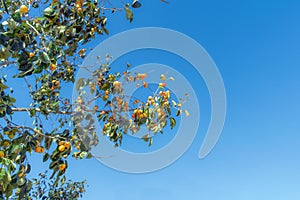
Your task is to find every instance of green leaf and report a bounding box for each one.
[79,151,87,159]
[40,52,50,64]
[45,137,53,150]
[43,7,56,18]
[160,74,167,81]
[6,171,11,182]
[49,161,58,169]
[33,66,43,74]
[6,106,12,115]
[102,27,109,35]
[86,153,93,159]
[5,184,13,199]
[167,106,171,115]
[184,110,190,117]
[12,12,22,23]
[17,177,26,186]
[9,97,16,104]
[0,107,6,118]
[29,109,36,117]
[50,150,60,161]
[132,0,142,8]
[61,175,66,185]
[101,82,110,91]
[142,134,150,142]
[10,144,21,154]
[0,47,11,61]
[16,65,34,78]
[171,100,177,107]
[125,7,133,22]
[10,127,18,134]
[170,117,176,129]
[0,83,8,91]
[50,168,58,179]
[26,164,31,173]
[76,78,85,91]
[43,153,49,162]
[0,168,5,180]
[32,2,39,8]
[149,137,153,146]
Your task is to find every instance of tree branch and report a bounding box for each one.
[12,107,73,115]
[1,0,9,14]
[16,125,67,140]
[0,61,17,67]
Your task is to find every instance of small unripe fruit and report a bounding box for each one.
[3,141,10,147]
[29,52,35,58]
[51,80,60,88]
[35,146,44,153]
[50,63,57,71]
[58,145,66,152]
[113,81,121,89]
[137,73,147,80]
[159,82,166,88]
[8,133,14,139]
[64,142,71,149]
[143,81,148,88]
[20,5,29,13]
[59,164,66,171]
[18,173,25,178]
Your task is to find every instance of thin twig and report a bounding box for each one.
[0,61,17,68]
[26,21,46,48]
[16,125,67,140]
[12,107,73,115]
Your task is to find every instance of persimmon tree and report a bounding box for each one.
[0,0,186,199]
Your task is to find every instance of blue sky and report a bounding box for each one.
[69,1,300,199]
[9,0,300,199]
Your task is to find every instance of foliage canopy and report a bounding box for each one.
[0,0,186,198]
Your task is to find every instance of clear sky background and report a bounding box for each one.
[14,0,300,199]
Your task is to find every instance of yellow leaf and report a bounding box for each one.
[184,110,190,117]
[160,74,166,81]
[172,100,177,106]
